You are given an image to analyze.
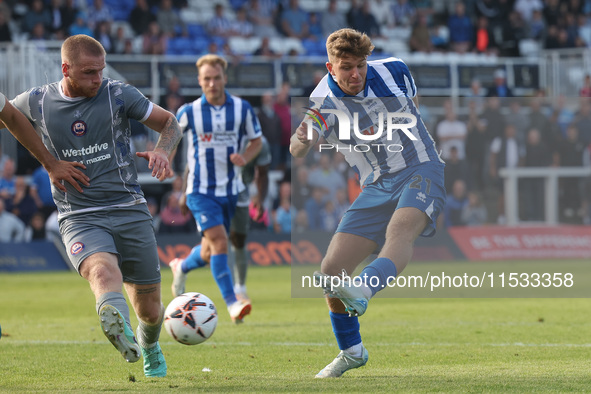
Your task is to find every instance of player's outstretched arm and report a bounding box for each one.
[137,104,183,182]
[290,121,316,158]
[0,98,90,193]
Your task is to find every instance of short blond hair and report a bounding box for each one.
[326,28,374,62]
[196,54,228,72]
[61,35,106,65]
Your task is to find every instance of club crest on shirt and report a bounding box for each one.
[70,242,84,255]
[71,120,87,136]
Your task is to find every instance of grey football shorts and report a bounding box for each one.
[230,205,249,235]
[59,204,161,285]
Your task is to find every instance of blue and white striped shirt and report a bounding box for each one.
[177,92,262,197]
[309,57,444,186]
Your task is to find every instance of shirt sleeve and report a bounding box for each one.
[121,83,152,121]
[244,102,262,140]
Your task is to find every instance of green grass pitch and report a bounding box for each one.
[1,263,590,392]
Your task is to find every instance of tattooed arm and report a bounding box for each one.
[138,104,183,181]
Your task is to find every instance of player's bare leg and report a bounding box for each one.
[126,282,166,377]
[229,231,249,301]
[80,252,140,363]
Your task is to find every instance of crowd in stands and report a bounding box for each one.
[2,0,591,56]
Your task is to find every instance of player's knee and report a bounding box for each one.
[80,259,121,286]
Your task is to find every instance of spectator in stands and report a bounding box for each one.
[146,196,161,232]
[232,7,254,37]
[302,70,324,97]
[370,0,393,27]
[321,0,347,39]
[30,165,57,218]
[489,124,525,223]
[504,99,529,146]
[0,157,16,209]
[87,0,113,31]
[523,128,552,221]
[159,192,195,233]
[305,186,325,230]
[273,82,292,169]
[409,11,432,53]
[474,16,497,54]
[475,0,503,30]
[48,0,66,39]
[112,26,131,54]
[208,3,233,38]
[0,198,25,242]
[256,91,282,169]
[11,175,38,226]
[527,97,553,144]
[500,10,526,56]
[0,0,10,22]
[464,101,487,191]
[253,36,280,58]
[247,0,278,38]
[448,1,473,53]
[558,125,586,222]
[550,95,575,137]
[69,11,94,37]
[0,144,8,175]
[573,98,591,146]
[160,75,185,114]
[59,0,79,35]
[528,9,545,41]
[391,0,415,27]
[22,0,52,36]
[444,146,471,195]
[461,191,488,226]
[514,0,544,23]
[292,165,311,210]
[487,69,513,97]
[157,0,185,38]
[94,20,113,53]
[281,0,309,39]
[350,0,381,38]
[272,180,294,233]
[293,209,308,233]
[142,21,167,54]
[307,12,323,41]
[308,154,346,200]
[444,179,469,227]
[579,74,591,97]
[346,0,362,28]
[0,12,10,42]
[435,100,467,160]
[129,0,156,36]
[24,211,47,241]
[334,188,349,219]
[29,22,49,43]
[320,200,340,232]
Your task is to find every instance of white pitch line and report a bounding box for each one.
[3,340,591,348]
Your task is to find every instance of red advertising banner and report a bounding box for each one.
[448,226,591,261]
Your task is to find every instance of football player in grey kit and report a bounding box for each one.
[5,35,182,377]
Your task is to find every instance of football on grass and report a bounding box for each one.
[164,292,218,345]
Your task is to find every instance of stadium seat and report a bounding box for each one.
[187,24,206,38]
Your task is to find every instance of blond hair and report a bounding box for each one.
[61,35,106,65]
[196,54,228,72]
[326,28,374,62]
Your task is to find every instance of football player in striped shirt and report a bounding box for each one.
[290,28,446,378]
[170,54,262,324]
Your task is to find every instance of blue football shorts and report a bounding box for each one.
[186,193,238,234]
[336,161,446,247]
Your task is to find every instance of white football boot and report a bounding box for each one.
[169,258,187,297]
[315,346,369,378]
[228,299,252,324]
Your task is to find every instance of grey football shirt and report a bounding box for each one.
[0,93,5,112]
[12,79,153,219]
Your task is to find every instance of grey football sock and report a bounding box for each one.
[136,304,164,349]
[96,291,133,332]
[234,247,248,286]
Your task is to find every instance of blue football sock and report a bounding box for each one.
[360,257,398,297]
[181,245,207,273]
[330,311,361,350]
[210,254,237,306]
